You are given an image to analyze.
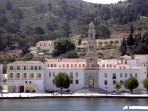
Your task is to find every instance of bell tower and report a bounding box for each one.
[86,22,98,69]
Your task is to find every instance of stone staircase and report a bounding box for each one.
[75,87,107,94]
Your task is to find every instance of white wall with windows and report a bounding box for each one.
[7,61,45,93]
[98,68,146,92]
[44,69,85,92]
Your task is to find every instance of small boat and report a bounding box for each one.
[123,106,148,111]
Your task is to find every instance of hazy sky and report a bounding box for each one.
[82,0,123,4]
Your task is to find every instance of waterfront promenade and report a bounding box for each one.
[0,93,148,99]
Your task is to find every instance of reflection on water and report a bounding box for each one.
[0,98,147,111]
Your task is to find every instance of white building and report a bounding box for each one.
[36,40,54,52]
[44,59,86,92]
[44,58,147,92]
[7,61,45,93]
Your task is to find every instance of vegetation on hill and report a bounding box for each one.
[120,27,148,55]
[0,0,148,52]
[0,0,148,63]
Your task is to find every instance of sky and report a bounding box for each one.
[82,0,124,4]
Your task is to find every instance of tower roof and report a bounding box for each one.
[89,22,95,30]
[89,22,94,27]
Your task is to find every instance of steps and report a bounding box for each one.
[75,87,107,94]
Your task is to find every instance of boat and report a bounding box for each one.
[123,106,148,111]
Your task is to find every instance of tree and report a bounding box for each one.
[0,15,8,27]
[5,1,13,11]
[53,72,70,95]
[115,81,121,92]
[120,37,127,56]
[96,25,111,38]
[11,8,24,20]
[35,27,45,35]
[23,53,33,61]
[143,78,148,94]
[54,38,75,56]
[4,22,20,34]
[124,77,139,94]
[61,51,78,58]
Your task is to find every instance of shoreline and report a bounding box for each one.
[0,93,148,99]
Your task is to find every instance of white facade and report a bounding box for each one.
[44,57,148,93]
[7,61,45,93]
[45,69,84,92]
[2,56,148,93]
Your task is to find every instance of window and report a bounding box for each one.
[10,66,13,70]
[125,73,127,78]
[17,73,20,78]
[24,66,27,70]
[23,73,27,78]
[10,73,13,78]
[120,73,123,78]
[105,73,107,77]
[135,73,137,78]
[112,73,116,79]
[76,80,79,84]
[30,73,34,78]
[79,64,81,67]
[38,66,41,70]
[49,72,51,77]
[67,64,69,67]
[51,64,53,67]
[71,64,73,67]
[53,72,55,77]
[63,64,65,67]
[76,72,78,77]
[83,64,85,67]
[70,80,73,84]
[90,33,93,39]
[37,73,41,78]
[130,73,132,77]
[31,66,34,70]
[113,80,116,85]
[104,80,107,85]
[70,72,73,79]
[35,66,37,70]
[75,64,77,67]
[120,80,123,85]
[17,66,20,70]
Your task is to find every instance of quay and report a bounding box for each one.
[0,93,148,99]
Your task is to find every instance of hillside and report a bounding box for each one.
[0,0,148,52]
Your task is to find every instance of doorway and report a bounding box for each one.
[88,76,94,88]
[19,86,24,93]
